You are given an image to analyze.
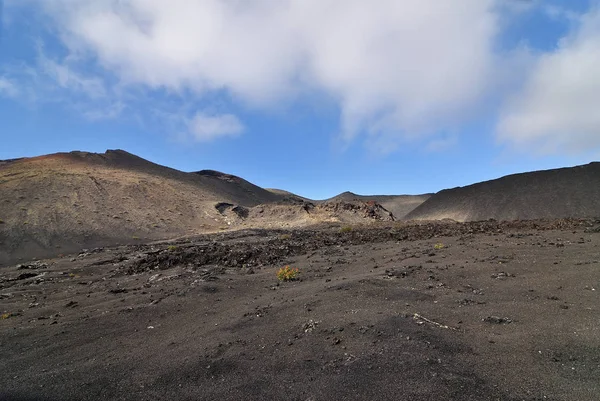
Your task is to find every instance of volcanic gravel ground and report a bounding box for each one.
[1,220,600,400]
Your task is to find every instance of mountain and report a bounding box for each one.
[325,192,431,220]
[0,150,395,265]
[405,162,600,222]
[0,150,297,265]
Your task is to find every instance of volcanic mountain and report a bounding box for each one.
[406,162,600,222]
[0,150,396,265]
[0,150,296,264]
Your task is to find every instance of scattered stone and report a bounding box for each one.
[483,316,512,324]
[15,272,38,280]
[584,225,600,233]
[491,272,515,279]
[303,320,320,333]
[458,298,486,306]
[17,262,47,270]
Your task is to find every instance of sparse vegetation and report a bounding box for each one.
[0,219,4,224]
[1,313,11,319]
[277,265,299,281]
[340,226,353,233]
[167,245,178,252]
[278,234,292,240]
[434,243,445,250]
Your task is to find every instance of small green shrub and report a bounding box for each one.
[167,245,178,252]
[340,226,353,233]
[278,234,292,240]
[434,243,445,250]
[0,219,4,224]
[277,266,299,281]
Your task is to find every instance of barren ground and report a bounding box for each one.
[1,220,600,400]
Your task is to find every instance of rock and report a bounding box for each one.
[17,262,47,270]
[483,316,512,324]
[491,272,515,279]
[302,320,319,333]
[585,225,600,233]
[232,206,249,219]
[15,272,38,280]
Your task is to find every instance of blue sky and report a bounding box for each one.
[1,0,599,199]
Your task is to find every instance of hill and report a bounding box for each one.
[0,150,296,265]
[0,150,397,265]
[326,191,431,220]
[406,162,600,221]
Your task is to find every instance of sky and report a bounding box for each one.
[1,0,599,199]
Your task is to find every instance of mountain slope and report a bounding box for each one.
[0,150,400,265]
[194,170,283,206]
[0,150,292,265]
[406,162,600,222]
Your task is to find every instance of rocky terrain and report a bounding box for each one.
[325,191,431,220]
[1,219,600,400]
[407,162,600,221]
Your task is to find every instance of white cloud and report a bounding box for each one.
[0,77,18,98]
[426,135,459,153]
[38,54,106,99]
[188,111,244,142]
[543,5,581,21]
[35,0,499,143]
[497,8,600,154]
[82,101,125,121]
[8,0,599,153]
[0,47,126,120]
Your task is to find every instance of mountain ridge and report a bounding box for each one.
[406,162,600,221]
[0,149,408,265]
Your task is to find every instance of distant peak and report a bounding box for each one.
[66,149,135,159]
[103,149,140,159]
[195,169,245,183]
[105,149,132,155]
[196,169,228,177]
